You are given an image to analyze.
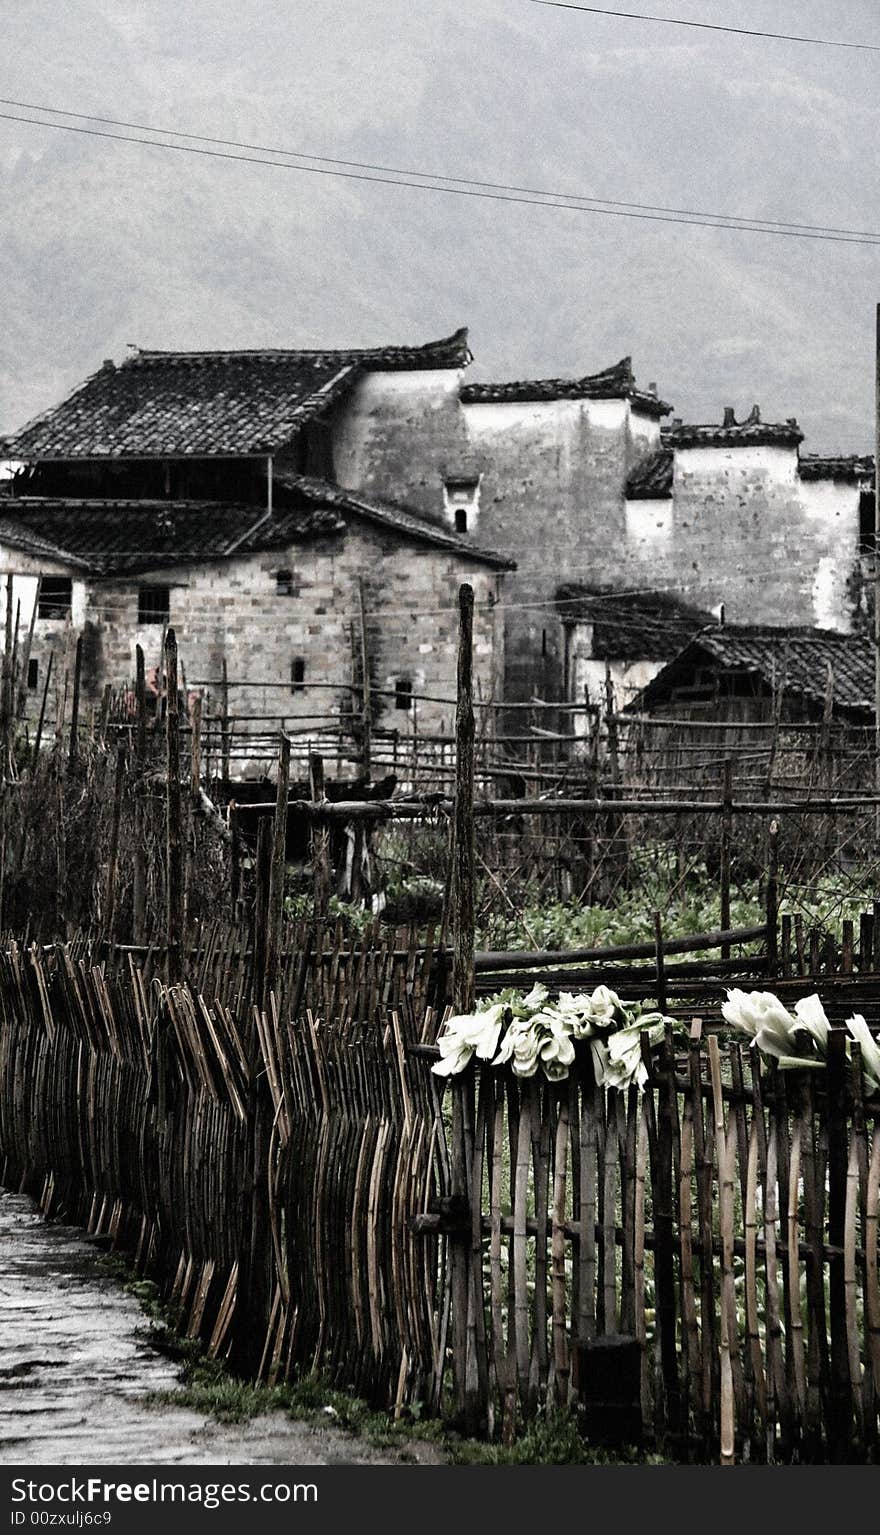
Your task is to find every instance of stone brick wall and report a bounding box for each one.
[0,526,505,772]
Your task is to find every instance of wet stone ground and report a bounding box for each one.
[0,1189,443,1466]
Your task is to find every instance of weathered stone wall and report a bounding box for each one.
[619,446,863,634]
[0,527,505,771]
[332,371,662,703]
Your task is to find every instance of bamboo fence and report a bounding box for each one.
[1,940,878,1461]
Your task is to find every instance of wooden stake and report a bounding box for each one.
[358,577,372,779]
[452,584,475,1014]
[68,633,83,775]
[720,757,732,959]
[264,732,291,1010]
[104,742,126,943]
[132,644,147,945]
[766,817,779,978]
[32,648,53,770]
[874,298,880,840]
[221,657,231,783]
[165,628,184,982]
[309,752,330,920]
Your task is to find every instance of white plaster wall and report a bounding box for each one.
[462,396,627,438]
[0,561,88,635]
[625,497,673,543]
[629,408,662,444]
[674,443,800,484]
[332,367,467,485]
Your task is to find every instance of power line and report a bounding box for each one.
[528,2,880,52]
[2,106,880,246]
[1,94,878,240]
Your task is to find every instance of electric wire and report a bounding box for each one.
[1,107,879,246]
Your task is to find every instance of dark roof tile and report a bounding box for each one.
[460,357,671,417]
[798,454,875,484]
[555,586,712,661]
[633,625,872,716]
[669,404,802,450]
[1,330,471,461]
[0,498,342,576]
[275,473,515,570]
[625,445,673,499]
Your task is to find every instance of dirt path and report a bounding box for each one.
[0,1190,443,1466]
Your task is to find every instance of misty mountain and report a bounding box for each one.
[2,0,879,452]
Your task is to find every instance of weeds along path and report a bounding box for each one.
[0,1190,442,1467]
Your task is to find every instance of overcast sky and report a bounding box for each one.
[2,0,879,451]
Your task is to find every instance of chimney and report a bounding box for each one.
[101,358,115,371]
[647,381,658,397]
[672,417,683,431]
[722,406,737,428]
[747,404,762,424]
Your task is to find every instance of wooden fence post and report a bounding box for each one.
[358,577,372,779]
[451,584,475,1015]
[264,732,291,1010]
[104,741,126,945]
[67,633,83,776]
[132,644,147,943]
[310,752,330,920]
[766,818,780,978]
[31,649,53,771]
[826,1028,852,1460]
[220,657,231,783]
[165,628,184,983]
[720,758,733,959]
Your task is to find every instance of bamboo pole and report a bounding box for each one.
[165,627,184,983]
[264,732,291,1010]
[309,752,330,920]
[451,584,475,1015]
[67,633,83,775]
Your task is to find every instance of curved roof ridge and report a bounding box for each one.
[460,356,671,416]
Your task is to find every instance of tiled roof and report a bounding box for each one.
[633,625,873,716]
[798,454,875,484]
[0,498,343,576]
[0,329,471,462]
[0,471,515,577]
[625,445,673,499]
[555,586,712,661]
[274,472,516,570]
[460,357,671,417]
[669,404,802,450]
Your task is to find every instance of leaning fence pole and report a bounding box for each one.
[451,583,476,1015]
[165,627,184,983]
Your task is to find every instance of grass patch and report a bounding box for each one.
[106,1255,660,1462]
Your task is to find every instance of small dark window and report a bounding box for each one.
[38,576,72,619]
[138,584,170,624]
[395,677,412,711]
[291,656,305,694]
[859,489,875,554]
[276,569,294,595]
[27,658,38,690]
[455,507,468,533]
[541,628,548,657]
